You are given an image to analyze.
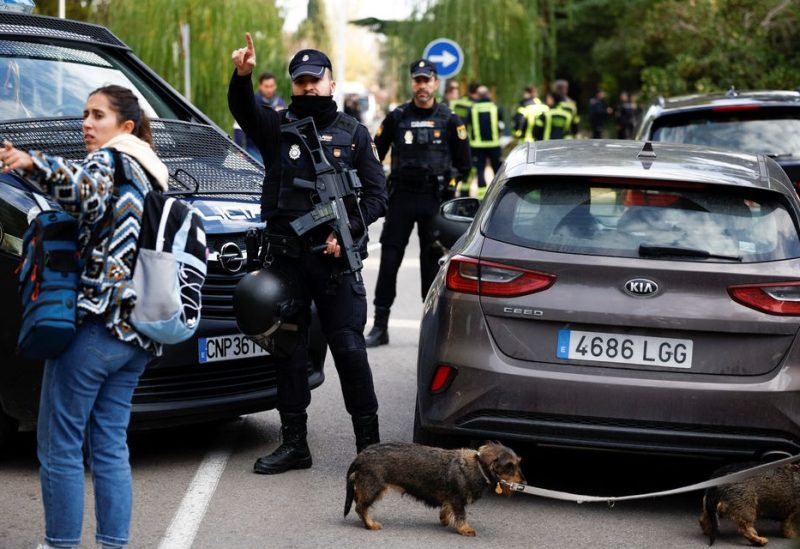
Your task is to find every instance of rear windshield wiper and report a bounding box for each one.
[766,152,794,159]
[639,244,742,262]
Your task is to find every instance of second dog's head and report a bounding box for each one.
[477,441,526,496]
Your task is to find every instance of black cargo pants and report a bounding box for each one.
[374,189,443,308]
[270,253,378,417]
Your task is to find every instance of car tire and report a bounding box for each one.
[413,400,468,449]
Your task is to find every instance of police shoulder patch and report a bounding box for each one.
[457,124,467,140]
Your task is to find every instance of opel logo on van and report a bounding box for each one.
[624,278,659,297]
[218,242,245,274]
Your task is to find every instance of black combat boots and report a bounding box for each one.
[253,411,312,474]
[352,414,380,453]
[364,306,390,348]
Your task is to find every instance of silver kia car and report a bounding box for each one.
[416,139,800,459]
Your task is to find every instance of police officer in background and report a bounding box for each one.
[364,59,471,348]
[228,33,387,473]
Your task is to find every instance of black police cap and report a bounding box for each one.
[410,58,436,78]
[289,49,332,81]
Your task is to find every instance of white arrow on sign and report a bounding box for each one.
[429,50,457,68]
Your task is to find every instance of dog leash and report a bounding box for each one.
[500,452,800,505]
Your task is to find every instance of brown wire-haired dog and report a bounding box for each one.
[344,441,525,536]
[698,462,800,546]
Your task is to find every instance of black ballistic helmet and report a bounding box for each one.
[234,268,299,340]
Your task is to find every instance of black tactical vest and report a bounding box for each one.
[390,103,452,191]
[266,111,359,217]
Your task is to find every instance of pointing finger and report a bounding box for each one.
[245,32,253,51]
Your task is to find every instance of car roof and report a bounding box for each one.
[655,90,800,112]
[502,139,791,194]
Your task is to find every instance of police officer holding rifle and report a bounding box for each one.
[229,33,387,474]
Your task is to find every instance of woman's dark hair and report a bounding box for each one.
[89,84,153,147]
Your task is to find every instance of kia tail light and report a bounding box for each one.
[446,255,556,297]
[729,282,800,315]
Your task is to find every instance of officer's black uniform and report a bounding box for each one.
[365,59,471,347]
[228,49,387,473]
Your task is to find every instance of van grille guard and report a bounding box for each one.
[0,117,263,197]
[0,12,128,49]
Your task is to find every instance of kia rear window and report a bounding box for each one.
[485,177,800,262]
[650,109,800,158]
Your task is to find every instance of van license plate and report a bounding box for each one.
[199,334,269,363]
[556,329,692,368]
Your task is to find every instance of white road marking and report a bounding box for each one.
[362,256,420,270]
[157,434,233,549]
[388,319,420,329]
[365,318,420,330]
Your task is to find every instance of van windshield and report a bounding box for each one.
[0,39,177,120]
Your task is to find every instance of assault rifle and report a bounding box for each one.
[281,117,364,273]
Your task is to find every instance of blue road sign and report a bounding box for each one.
[422,38,463,79]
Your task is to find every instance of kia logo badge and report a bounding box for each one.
[624,278,659,297]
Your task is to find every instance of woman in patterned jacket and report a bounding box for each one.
[0,85,168,549]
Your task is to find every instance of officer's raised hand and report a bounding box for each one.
[231,32,256,76]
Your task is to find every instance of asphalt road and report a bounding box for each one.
[1,219,797,548]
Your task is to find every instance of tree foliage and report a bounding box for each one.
[295,0,330,53]
[558,0,800,106]
[354,0,557,110]
[91,0,286,131]
[33,0,92,19]
[363,0,799,122]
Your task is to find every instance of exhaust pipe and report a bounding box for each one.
[760,449,793,462]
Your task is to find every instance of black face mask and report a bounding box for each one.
[289,95,338,129]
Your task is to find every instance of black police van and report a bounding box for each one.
[636,89,800,192]
[0,10,326,449]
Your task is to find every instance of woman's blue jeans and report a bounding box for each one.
[37,318,149,548]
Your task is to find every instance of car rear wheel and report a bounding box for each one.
[413,400,469,449]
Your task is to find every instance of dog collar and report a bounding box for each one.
[475,451,503,494]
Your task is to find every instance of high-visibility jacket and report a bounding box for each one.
[469,100,500,148]
[542,101,577,140]
[449,97,472,124]
[515,100,549,142]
